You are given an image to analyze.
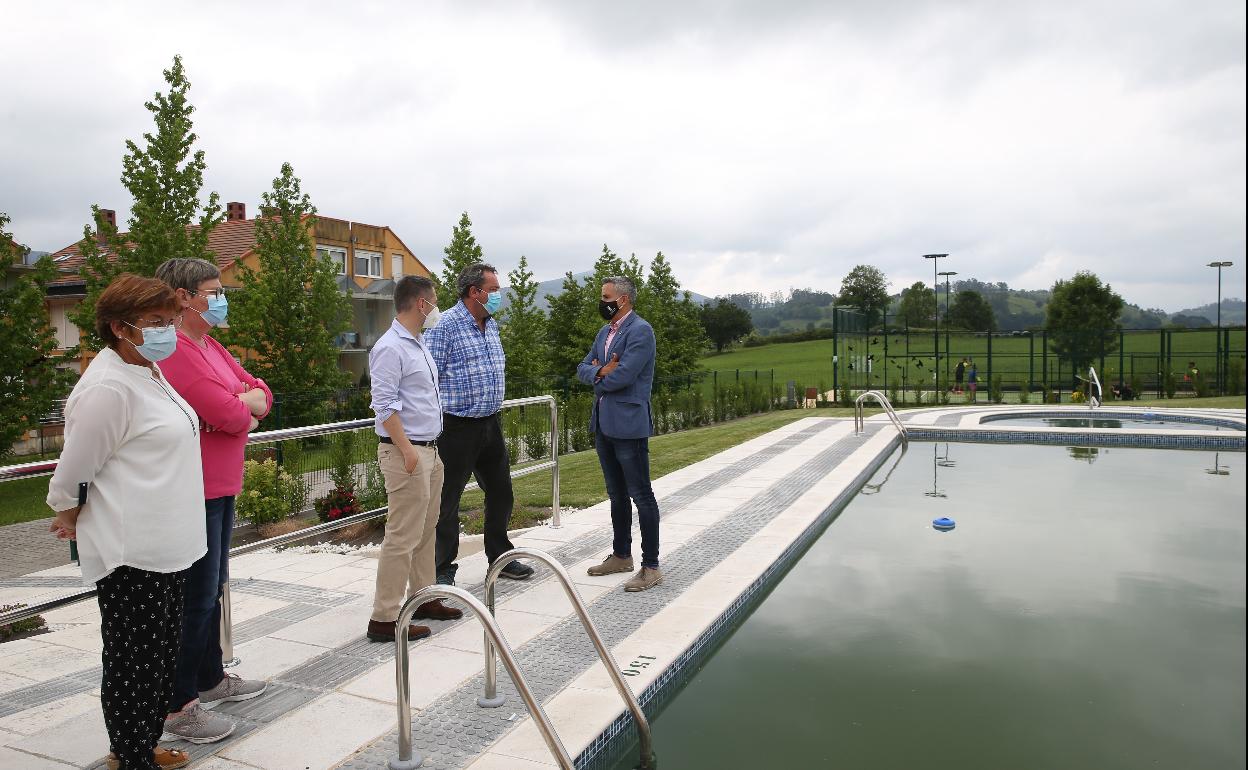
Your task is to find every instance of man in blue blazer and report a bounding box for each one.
[576,276,663,592]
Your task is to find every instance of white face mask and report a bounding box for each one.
[421,299,442,329]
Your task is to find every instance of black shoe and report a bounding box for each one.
[435,571,456,587]
[498,560,535,580]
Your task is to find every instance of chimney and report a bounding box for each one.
[95,209,116,244]
[226,202,247,221]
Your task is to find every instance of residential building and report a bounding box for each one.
[44,203,433,381]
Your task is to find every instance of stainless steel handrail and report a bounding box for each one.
[391,585,574,770]
[479,547,657,770]
[0,395,561,627]
[1087,366,1103,409]
[854,390,907,446]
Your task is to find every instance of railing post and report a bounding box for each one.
[548,396,561,529]
[221,583,239,667]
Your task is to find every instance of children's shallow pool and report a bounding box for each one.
[609,443,1245,770]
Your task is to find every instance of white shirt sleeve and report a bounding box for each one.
[46,383,131,512]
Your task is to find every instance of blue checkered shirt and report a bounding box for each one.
[424,301,506,418]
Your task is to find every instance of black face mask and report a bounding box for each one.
[599,299,620,320]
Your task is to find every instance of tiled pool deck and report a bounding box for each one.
[0,406,1242,769]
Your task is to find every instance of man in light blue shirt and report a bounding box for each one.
[366,276,463,643]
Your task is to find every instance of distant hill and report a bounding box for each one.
[500,271,710,313]
[1170,298,1245,326]
[723,278,1223,336]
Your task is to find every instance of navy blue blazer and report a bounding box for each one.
[575,312,656,439]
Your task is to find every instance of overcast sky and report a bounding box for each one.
[2,0,1243,311]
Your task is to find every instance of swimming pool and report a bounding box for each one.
[608,442,1245,769]
[982,413,1242,431]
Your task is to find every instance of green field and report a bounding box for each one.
[700,328,1247,397]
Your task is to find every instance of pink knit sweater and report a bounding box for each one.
[160,332,272,499]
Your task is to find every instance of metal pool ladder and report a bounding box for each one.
[480,547,657,770]
[391,585,574,770]
[1086,366,1103,408]
[854,390,908,446]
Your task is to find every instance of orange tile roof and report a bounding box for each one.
[47,217,260,286]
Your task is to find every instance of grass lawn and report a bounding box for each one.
[0,477,52,527]
[459,407,858,513]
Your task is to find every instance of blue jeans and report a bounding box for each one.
[595,434,660,569]
[169,496,233,713]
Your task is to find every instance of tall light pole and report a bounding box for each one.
[924,254,948,393]
[1207,260,1233,394]
[939,270,958,384]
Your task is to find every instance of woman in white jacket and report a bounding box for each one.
[47,274,206,770]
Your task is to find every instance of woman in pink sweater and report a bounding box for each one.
[155,258,272,743]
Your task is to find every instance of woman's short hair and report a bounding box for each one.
[95,274,179,347]
[154,258,221,294]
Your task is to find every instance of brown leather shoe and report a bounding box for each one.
[413,599,464,620]
[366,619,431,642]
[106,747,190,769]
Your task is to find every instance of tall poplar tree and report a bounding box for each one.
[70,55,222,350]
[644,252,706,381]
[0,214,75,458]
[437,212,484,309]
[223,163,350,425]
[499,255,548,396]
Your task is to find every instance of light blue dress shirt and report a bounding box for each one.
[369,319,443,440]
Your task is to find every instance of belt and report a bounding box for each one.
[443,412,498,422]
[378,436,438,447]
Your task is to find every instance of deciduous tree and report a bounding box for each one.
[1044,271,1124,372]
[0,214,75,458]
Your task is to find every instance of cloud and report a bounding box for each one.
[0,0,1242,312]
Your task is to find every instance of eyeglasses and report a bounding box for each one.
[189,288,226,300]
[130,315,183,330]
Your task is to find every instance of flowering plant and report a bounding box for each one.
[315,485,361,523]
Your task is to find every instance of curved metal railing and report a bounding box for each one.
[479,548,657,770]
[854,390,907,446]
[390,585,573,770]
[0,396,561,629]
[1087,366,1103,408]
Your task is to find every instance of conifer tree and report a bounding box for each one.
[644,252,706,381]
[223,163,350,426]
[437,212,484,309]
[0,214,75,458]
[499,255,548,396]
[545,271,589,380]
[70,55,222,350]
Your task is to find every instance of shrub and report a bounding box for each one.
[1193,370,1209,398]
[0,603,46,641]
[1071,388,1086,403]
[314,485,362,523]
[502,410,522,461]
[1163,371,1177,399]
[1229,358,1245,396]
[989,375,1004,404]
[357,459,387,512]
[523,411,549,460]
[328,432,359,493]
[1129,373,1144,399]
[1018,382,1031,404]
[238,459,305,526]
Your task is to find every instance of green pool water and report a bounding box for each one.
[610,444,1246,770]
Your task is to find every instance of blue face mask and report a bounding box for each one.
[124,323,178,363]
[197,294,228,327]
[480,290,503,316]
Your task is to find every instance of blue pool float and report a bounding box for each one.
[933,517,956,531]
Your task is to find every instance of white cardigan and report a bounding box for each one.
[46,347,208,585]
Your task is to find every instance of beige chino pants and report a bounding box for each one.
[372,443,444,622]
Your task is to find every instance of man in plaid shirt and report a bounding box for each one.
[425,263,534,584]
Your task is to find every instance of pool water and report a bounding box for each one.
[986,415,1237,431]
[609,444,1245,770]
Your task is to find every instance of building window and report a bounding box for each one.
[355,249,382,278]
[316,245,347,275]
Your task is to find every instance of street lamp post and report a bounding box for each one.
[1207,261,1233,394]
[924,254,949,395]
[938,270,958,385]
